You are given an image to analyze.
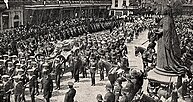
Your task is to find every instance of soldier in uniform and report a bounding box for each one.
[64,82,76,102]
[104,83,115,102]
[41,68,53,102]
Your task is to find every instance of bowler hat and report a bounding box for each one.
[96,94,103,101]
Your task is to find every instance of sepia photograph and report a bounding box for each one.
[0,0,193,102]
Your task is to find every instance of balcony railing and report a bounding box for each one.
[23,0,111,5]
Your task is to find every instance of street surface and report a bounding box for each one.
[15,29,149,102]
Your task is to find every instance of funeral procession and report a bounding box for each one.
[1,0,193,102]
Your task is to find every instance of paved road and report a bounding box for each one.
[19,29,149,102]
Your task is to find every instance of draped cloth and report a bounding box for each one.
[156,14,186,74]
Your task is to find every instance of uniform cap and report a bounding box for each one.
[29,56,35,59]
[42,63,49,67]
[3,55,8,57]
[27,69,35,72]
[2,75,9,79]
[13,75,21,80]
[17,69,24,72]
[31,61,36,65]
[11,55,17,58]
[68,82,74,86]
[15,63,21,66]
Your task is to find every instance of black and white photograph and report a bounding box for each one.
[0,0,193,102]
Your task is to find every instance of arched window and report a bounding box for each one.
[14,15,19,20]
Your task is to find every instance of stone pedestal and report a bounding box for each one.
[147,69,178,84]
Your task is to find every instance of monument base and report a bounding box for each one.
[147,69,178,83]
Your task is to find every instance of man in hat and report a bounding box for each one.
[104,83,115,102]
[96,94,103,102]
[27,69,36,102]
[2,75,13,102]
[53,58,62,89]
[114,78,123,102]
[64,82,76,102]
[73,56,82,83]
[13,75,23,102]
[119,87,129,102]
[42,69,53,102]
[89,58,97,86]
[31,61,40,95]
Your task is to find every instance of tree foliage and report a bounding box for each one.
[172,0,183,16]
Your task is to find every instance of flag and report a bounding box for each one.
[4,0,8,9]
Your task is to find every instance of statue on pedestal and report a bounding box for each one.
[155,5,186,75]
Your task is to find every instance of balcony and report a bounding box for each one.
[23,0,111,9]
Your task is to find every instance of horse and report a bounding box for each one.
[123,69,144,102]
[98,59,114,77]
[134,46,156,70]
[134,46,147,68]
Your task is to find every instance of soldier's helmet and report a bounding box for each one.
[96,94,103,101]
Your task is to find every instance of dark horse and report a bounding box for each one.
[98,59,118,88]
[135,46,147,69]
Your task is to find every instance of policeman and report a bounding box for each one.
[64,82,76,102]
[2,75,13,102]
[104,83,115,102]
[89,58,97,86]
[42,69,53,102]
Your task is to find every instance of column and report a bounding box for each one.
[0,12,2,30]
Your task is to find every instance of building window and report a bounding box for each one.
[115,0,118,7]
[123,0,126,7]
